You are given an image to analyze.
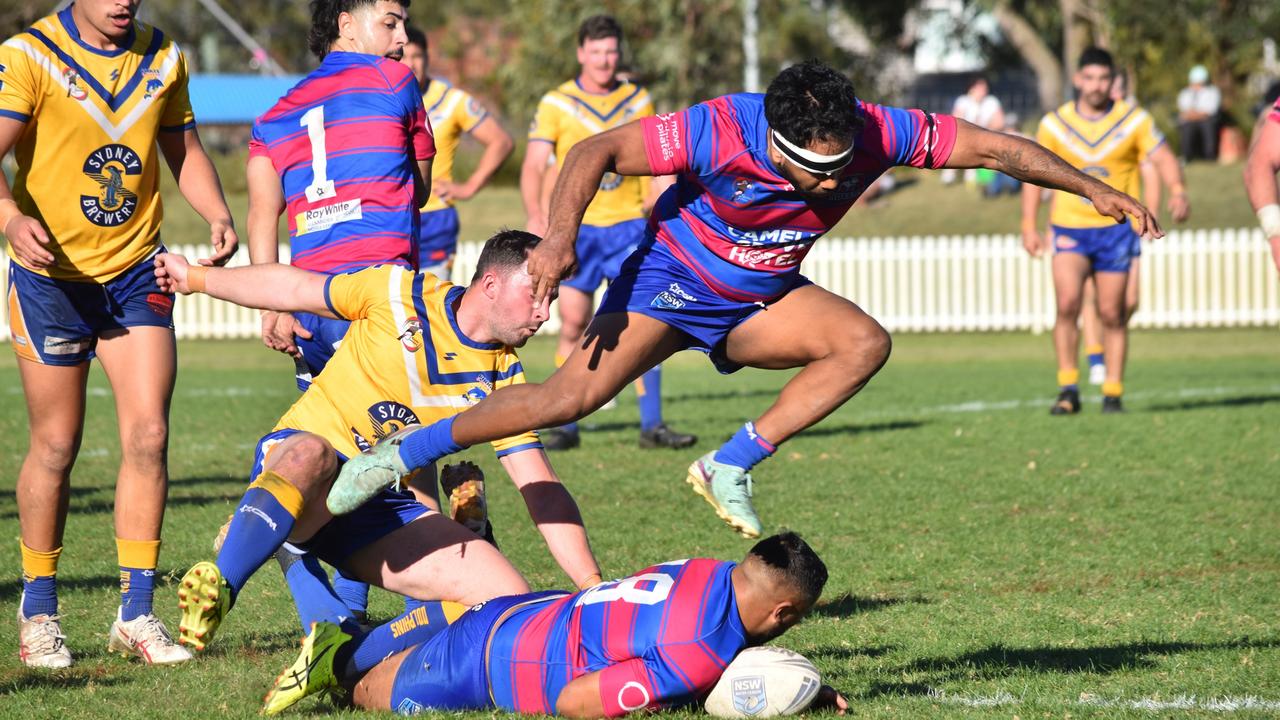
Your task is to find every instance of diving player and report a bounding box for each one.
[329,60,1161,539]
[1022,48,1188,414]
[520,14,693,451]
[154,231,601,652]
[261,532,847,718]
[1244,82,1280,275]
[0,0,238,667]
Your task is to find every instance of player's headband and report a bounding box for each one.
[771,130,853,176]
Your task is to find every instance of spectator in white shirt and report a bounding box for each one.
[942,75,1005,184]
[1177,65,1220,162]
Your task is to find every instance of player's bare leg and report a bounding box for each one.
[351,647,412,708]
[1081,276,1107,385]
[1093,269,1130,412]
[15,358,88,667]
[543,285,595,449]
[1050,253,1091,414]
[1125,257,1142,321]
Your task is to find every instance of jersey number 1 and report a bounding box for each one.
[300,105,336,203]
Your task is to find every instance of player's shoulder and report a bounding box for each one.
[368,54,417,89]
[2,11,66,56]
[543,78,580,102]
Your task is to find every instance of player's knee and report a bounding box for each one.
[120,419,169,464]
[833,317,892,370]
[1098,305,1126,329]
[275,434,338,487]
[28,434,80,474]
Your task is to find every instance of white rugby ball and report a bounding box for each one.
[704,647,821,718]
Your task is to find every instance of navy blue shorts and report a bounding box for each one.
[597,239,811,374]
[389,591,568,715]
[7,252,173,365]
[249,429,431,567]
[293,312,351,391]
[562,218,647,293]
[418,207,460,273]
[1052,223,1141,273]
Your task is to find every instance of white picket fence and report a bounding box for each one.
[1,228,1276,340]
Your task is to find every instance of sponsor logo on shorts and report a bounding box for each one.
[43,336,91,355]
[651,291,685,310]
[732,676,768,716]
[13,334,28,347]
[146,292,174,316]
[395,698,425,715]
[81,144,142,226]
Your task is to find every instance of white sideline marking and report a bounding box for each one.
[925,688,1280,713]
[914,383,1280,417]
[5,385,290,398]
[927,687,1017,707]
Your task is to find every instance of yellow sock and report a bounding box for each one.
[1101,380,1124,398]
[1085,343,1104,356]
[20,542,61,581]
[116,538,160,570]
[1057,368,1080,387]
[247,471,305,519]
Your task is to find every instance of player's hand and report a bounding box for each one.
[526,236,575,305]
[811,686,848,715]
[4,214,56,269]
[1089,188,1164,239]
[1168,192,1190,224]
[1021,227,1047,257]
[153,252,192,294]
[200,218,239,267]
[1269,236,1280,275]
[261,310,308,358]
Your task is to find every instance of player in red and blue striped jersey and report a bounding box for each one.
[327,60,1162,541]
[262,532,847,718]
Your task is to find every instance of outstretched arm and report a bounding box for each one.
[499,449,602,589]
[945,119,1163,238]
[154,252,335,317]
[1244,115,1280,273]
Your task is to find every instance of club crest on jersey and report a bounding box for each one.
[599,171,624,191]
[462,373,495,405]
[398,317,423,352]
[353,401,422,451]
[731,676,768,716]
[143,77,165,99]
[63,67,87,100]
[81,144,142,226]
[731,178,755,203]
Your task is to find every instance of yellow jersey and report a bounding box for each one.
[421,78,490,213]
[1035,100,1164,229]
[0,7,195,281]
[528,79,652,227]
[275,265,541,459]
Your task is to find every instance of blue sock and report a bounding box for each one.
[277,548,361,634]
[21,575,58,618]
[338,600,465,678]
[636,366,663,432]
[1062,383,1079,392]
[398,417,466,470]
[1087,352,1104,368]
[215,472,302,595]
[332,568,370,617]
[713,422,777,472]
[119,567,155,621]
[558,420,579,435]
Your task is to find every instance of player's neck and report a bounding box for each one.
[454,289,495,345]
[69,5,131,51]
[576,74,618,95]
[1075,99,1113,120]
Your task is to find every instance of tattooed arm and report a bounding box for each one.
[944,119,1162,238]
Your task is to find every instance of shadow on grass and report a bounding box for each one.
[1146,393,1280,412]
[799,420,927,439]
[812,593,929,619]
[859,637,1280,698]
[0,668,127,696]
[0,574,123,603]
[809,644,896,661]
[0,493,238,522]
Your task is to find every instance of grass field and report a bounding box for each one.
[0,327,1277,719]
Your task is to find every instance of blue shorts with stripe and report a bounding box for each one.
[7,251,173,365]
[1052,223,1141,273]
[418,207,460,272]
[389,591,567,715]
[249,429,430,568]
[597,238,811,374]
[562,218,647,293]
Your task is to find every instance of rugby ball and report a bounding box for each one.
[705,647,821,718]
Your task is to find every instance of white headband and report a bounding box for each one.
[771,130,853,175]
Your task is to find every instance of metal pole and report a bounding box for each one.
[193,0,287,76]
[743,0,760,93]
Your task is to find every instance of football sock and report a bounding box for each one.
[1101,380,1124,398]
[1057,368,1080,390]
[215,471,304,596]
[1086,344,1105,369]
[276,547,362,634]
[337,600,467,679]
[713,422,777,472]
[20,542,60,618]
[636,366,663,432]
[554,353,579,436]
[332,568,370,617]
[117,538,160,621]
[398,417,465,470]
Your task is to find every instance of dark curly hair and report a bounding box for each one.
[471,229,541,282]
[308,0,411,60]
[764,60,862,147]
[747,531,828,605]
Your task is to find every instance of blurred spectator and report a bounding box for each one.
[982,112,1022,198]
[1177,65,1220,162]
[942,75,1004,184]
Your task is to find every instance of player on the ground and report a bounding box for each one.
[401,25,513,276]
[0,0,238,667]
[262,532,848,718]
[329,59,1160,539]
[155,231,601,652]
[1022,48,1187,415]
[1243,89,1280,275]
[520,14,693,452]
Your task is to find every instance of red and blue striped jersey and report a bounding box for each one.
[249,52,434,274]
[486,559,746,717]
[640,93,957,301]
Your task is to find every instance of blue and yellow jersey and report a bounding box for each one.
[1035,100,1164,229]
[275,265,541,460]
[528,79,652,226]
[422,78,489,213]
[0,7,194,282]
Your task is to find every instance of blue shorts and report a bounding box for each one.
[1052,223,1141,273]
[562,218,647,293]
[293,312,351,391]
[389,591,568,715]
[418,207,460,271]
[597,239,811,374]
[7,252,173,365]
[249,429,430,567]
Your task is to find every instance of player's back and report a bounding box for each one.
[487,558,746,714]
[250,52,431,274]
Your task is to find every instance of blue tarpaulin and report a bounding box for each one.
[188,74,306,125]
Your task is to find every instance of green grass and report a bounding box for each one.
[1,328,1278,718]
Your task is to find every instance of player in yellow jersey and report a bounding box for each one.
[1022,48,1188,415]
[0,0,237,668]
[520,15,693,452]
[402,25,513,276]
[154,230,602,652]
